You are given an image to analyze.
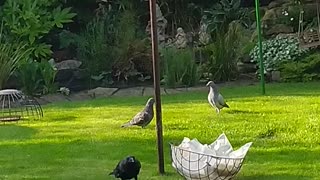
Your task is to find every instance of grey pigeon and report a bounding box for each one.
[121,98,155,128]
[109,156,141,180]
[206,81,229,114]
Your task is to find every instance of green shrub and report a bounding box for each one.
[161,47,200,88]
[280,53,320,82]
[16,60,57,95]
[111,8,152,84]
[0,25,30,90]
[2,0,76,61]
[250,36,309,72]
[204,0,250,34]
[76,16,112,78]
[203,21,241,81]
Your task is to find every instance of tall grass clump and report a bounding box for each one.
[161,47,200,88]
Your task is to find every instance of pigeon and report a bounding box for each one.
[121,98,155,128]
[109,156,141,180]
[206,81,229,114]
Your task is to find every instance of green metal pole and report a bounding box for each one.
[255,0,266,95]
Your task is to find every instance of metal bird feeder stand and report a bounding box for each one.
[298,0,320,48]
[149,0,165,175]
[0,89,43,123]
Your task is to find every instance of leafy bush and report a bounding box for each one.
[111,8,151,84]
[2,0,76,60]
[77,16,113,78]
[250,36,309,72]
[203,21,242,81]
[16,60,57,95]
[161,47,200,88]
[0,25,30,90]
[280,53,320,82]
[204,0,250,34]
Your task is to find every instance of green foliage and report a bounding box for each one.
[38,60,58,94]
[204,21,242,81]
[204,0,250,33]
[76,16,112,78]
[58,30,79,49]
[16,61,43,95]
[0,25,30,90]
[16,60,57,95]
[111,7,152,84]
[161,47,200,88]
[250,36,309,72]
[2,0,76,60]
[280,53,320,82]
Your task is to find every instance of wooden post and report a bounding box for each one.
[149,0,165,174]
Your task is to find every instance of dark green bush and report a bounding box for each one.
[280,53,320,82]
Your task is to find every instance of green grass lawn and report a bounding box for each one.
[0,82,320,180]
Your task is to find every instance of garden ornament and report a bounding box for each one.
[121,98,155,128]
[175,27,188,49]
[206,81,229,114]
[198,15,210,46]
[145,3,167,43]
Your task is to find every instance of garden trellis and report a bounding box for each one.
[298,0,320,48]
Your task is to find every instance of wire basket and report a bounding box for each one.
[170,144,245,180]
[0,89,43,123]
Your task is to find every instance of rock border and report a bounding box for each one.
[35,80,258,105]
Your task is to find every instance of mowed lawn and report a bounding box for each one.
[0,82,320,180]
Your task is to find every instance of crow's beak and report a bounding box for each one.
[128,157,135,162]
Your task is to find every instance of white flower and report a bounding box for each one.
[290,17,294,21]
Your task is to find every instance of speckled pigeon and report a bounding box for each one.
[206,81,229,114]
[109,156,141,180]
[121,98,155,128]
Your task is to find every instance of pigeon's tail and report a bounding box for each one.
[121,122,133,128]
[223,103,230,108]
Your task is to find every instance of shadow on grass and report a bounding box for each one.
[0,125,37,140]
[49,115,78,121]
[226,109,288,115]
[237,174,311,180]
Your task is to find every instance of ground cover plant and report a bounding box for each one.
[0,82,319,179]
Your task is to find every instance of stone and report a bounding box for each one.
[271,71,281,82]
[37,94,71,104]
[54,60,82,70]
[113,87,144,97]
[69,92,91,102]
[268,0,290,9]
[142,87,166,96]
[87,87,118,98]
[237,62,257,73]
[266,24,293,36]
